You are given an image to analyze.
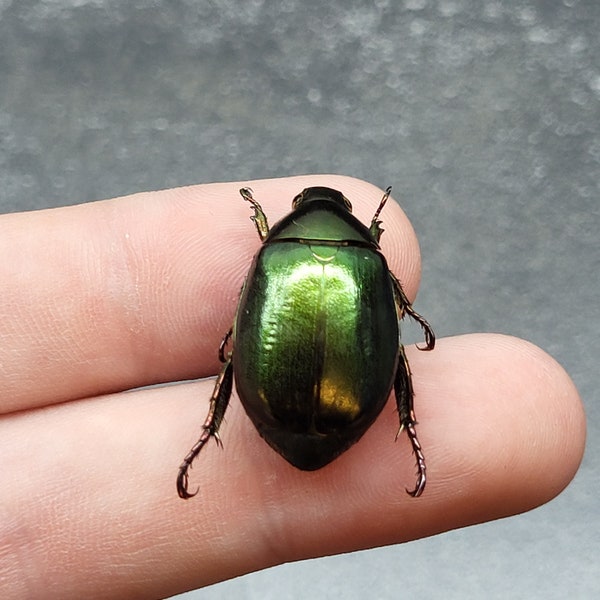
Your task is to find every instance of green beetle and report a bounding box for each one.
[177,186,435,498]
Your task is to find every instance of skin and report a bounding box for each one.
[0,175,586,599]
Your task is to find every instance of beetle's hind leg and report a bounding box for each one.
[177,332,234,499]
[394,344,427,497]
[240,187,270,241]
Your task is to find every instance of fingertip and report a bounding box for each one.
[415,334,586,522]
[504,336,586,501]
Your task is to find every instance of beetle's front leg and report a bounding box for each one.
[391,273,435,351]
[394,344,426,497]
[369,186,392,242]
[177,355,234,499]
[240,187,270,241]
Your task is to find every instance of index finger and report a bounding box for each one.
[0,175,422,413]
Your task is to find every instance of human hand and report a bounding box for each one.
[0,175,585,599]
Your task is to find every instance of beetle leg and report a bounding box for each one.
[240,187,270,241]
[391,273,435,351]
[219,327,233,363]
[394,344,427,498]
[176,357,234,499]
[369,186,392,242]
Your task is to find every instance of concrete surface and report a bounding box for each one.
[1,1,598,598]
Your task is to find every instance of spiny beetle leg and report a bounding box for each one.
[369,186,392,243]
[176,357,234,499]
[219,327,233,363]
[391,273,435,351]
[240,187,270,241]
[394,344,426,498]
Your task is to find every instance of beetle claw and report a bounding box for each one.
[406,473,426,498]
[177,468,199,499]
[180,486,199,500]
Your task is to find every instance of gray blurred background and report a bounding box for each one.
[1,1,598,598]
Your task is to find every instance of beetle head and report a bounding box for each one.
[292,187,352,212]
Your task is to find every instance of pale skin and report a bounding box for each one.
[0,175,586,599]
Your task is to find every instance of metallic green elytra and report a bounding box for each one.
[177,186,435,499]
